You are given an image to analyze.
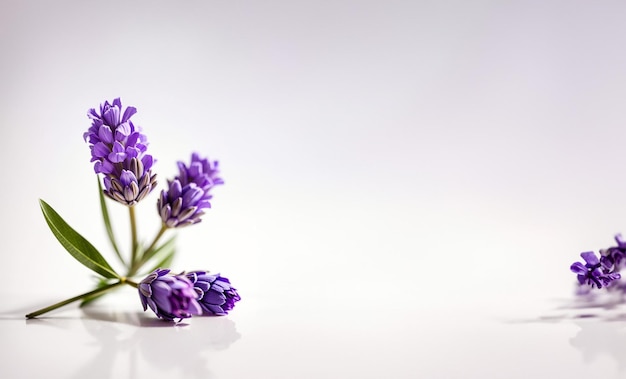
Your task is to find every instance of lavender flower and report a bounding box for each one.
[157,153,222,228]
[84,98,157,206]
[176,153,223,199]
[571,251,621,289]
[186,271,240,316]
[138,269,202,321]
[157,180,210,228]
[600,234,626,273]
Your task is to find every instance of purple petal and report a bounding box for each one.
[98,125,114,144]
[169,180,182,199]
[617,234,626,247]
[188,299,203,315]
[580,251,599,266]
[92,142,110,159]
[182,186,203,207]
[116,122,131,137]
[108,141,126,163]
[99,160,115,174]
[206,304,226,315]
[203,290,226,305]
[103,106,120,126]
[142,154,154,171]
[140,294,148,311]
[120,170,137,187]
[151,282,173,314]
[194,281,211,292]
[122,106,137,122]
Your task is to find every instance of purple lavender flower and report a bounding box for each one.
[176,153,223,199]
[157,180,211,228]
[84,98,157,206]
[138,269,202,321]
[600,234,626,272]
[571,251,621,289]
[186,271,240,316]
[157,153,222,228]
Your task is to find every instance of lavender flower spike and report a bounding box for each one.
[599,234,626,273]
[157,153,222,228]
[157,180,210,228]
[84,98,157,206]
[186,271,241,315]
[138,269,202,321]
[177,153,223,199]
[571,251,621,289]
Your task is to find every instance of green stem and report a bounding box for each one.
[25,280,126,319]
[128,224,168,276]
[98,179,124,267]
[129,206,138,269]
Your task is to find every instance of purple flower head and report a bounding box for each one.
[84,98,157,206]
[138,268,202,321]
[176,153,223,198]
[157,180,211,228]
[571,251,621,289]
[186,271,241,316]
[600,234,626,272]
[157,153,222,228]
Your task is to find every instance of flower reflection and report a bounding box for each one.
[70,307,241,378]
[570,320,626,371]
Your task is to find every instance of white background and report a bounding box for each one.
[2,0,626,378]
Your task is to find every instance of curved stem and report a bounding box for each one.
[25,280,125,319]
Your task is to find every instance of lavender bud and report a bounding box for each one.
[186,271,241,316]
[138,269,202,321]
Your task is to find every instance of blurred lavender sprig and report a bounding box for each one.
[571,235,626,295]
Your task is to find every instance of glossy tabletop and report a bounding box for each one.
[3,0,626,378]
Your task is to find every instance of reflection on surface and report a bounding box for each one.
[27,306,241,379]
[570,320,626,371]
[540,294,626,372]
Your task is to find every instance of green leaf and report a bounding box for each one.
[79,291,108,308]
[39,199,119,279]
[97,179,125,267]
[142,249,176,276]
[139,236,177,275]
[141,235,177,265]
[79,277,116,307]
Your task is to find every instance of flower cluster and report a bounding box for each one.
[83,98,157,206]
[139,269,202,321]
[599,234,626,273]
[571,252,621,289]
[138,269,241,321]
[570,235,626,292]
[157,153,223,228]
[26,97,240,322]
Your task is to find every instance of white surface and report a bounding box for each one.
[2,292,625,379]
[3,0,626,377]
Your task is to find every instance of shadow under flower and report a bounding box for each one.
[80,307,184,328]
